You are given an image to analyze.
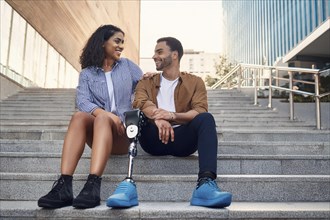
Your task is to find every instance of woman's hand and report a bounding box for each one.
[142,72,157,79]
[92,108,125,136]
[108,113,125,136]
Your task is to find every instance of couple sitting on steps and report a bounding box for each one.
[38,24,232,209]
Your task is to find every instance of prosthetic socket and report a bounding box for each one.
[124,110,146,180]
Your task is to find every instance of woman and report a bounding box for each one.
[38,24,143,209]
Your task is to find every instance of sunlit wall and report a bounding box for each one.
[0,1,78,88]
[222,0,330,66]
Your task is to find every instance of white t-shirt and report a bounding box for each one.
[105,71,117,113]
[157,73,179,112]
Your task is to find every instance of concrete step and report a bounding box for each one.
[0,120,314,130]
[0,111,74,116]
[0,115,72,120]
[1,128,328,141]
[1,108,277,114]
[207,89,242,94]
[1,201,329,220]
[209,110,280,114]
[1,152,328,175]
[219,141,330,155]
[0,105,75,110]
[207,97,252,101]
[217,123,315,130]
[208,101,253,105]
[0,129,67,140]
[0,120,313,131]
[208,105,270,110]
[1,173,329,202]
[0,124,69,130]
[218,129,330,142]
[212,111,280,116]
[0,100,75,105]
[0,111,283,119]
[1,140,329,156]
[215,116,295,122]
[216,120,313,126]
[2,96,75,101]
[0,124,313,131]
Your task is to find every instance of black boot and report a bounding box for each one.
[72,174,102,209]
[38,175,73,208]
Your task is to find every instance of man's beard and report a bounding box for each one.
[156,55,172,71]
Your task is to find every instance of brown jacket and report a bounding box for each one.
[133,72,208,113]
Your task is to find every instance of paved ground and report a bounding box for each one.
[259,98,330,129]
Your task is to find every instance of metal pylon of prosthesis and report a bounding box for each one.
[124,110,146,180]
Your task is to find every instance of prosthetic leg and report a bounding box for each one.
[124,109,146,180]
[106,110,146,208]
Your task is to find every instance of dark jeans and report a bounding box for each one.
[139,112,218,178]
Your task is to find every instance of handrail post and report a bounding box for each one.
[268,68,273,108]
[275,69,279,87]
[314,73,321,129]
[254,70,258,105]
[288,71,294,120]
[238,66,241,91]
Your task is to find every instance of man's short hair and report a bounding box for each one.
[157,37,183,61]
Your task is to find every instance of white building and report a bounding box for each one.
[140,49,221,82]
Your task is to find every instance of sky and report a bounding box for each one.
[139,0,224,58]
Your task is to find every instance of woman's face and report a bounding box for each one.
[103,31,124,61]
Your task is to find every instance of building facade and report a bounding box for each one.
[140,49,220,85]
[222,0,330,67]
[1,0,141,91]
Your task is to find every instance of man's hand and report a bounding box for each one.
[152,108,173,121]
[154,119,174,144]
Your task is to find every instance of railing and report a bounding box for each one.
[211,63,330,129]
[0,63,38,88]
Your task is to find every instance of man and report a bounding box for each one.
[107,37,232,208]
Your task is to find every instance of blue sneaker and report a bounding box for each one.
[106,179,138,208]
[190,177,232,208]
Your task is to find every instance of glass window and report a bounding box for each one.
[8,10,26,74]
[35,37,47,87]
[0,1,12,66]
[45,45,59,88]
[23,24,36,81]
[58,56,66,88]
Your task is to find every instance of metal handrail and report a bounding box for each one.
[212,63,329,129]
[210,64,240,89]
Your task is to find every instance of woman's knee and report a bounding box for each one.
[70,111,94,125]
[93,113,115,130]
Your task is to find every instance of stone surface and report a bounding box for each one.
[1,88,329,219]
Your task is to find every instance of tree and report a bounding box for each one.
[205,55,236,87]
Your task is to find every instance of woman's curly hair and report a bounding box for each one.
[79,25,125,69]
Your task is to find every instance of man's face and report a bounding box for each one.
[152,41,173,71]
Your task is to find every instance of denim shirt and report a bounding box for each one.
[76,58,143,122]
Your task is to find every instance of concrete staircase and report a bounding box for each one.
[0,88,329,219]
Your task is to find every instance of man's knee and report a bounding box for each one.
[194,112,216,126]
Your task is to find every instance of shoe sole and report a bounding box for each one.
[38,200,73,209]
[72,201,100,209]
[190,193,232,208]
[106,198,138,208]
